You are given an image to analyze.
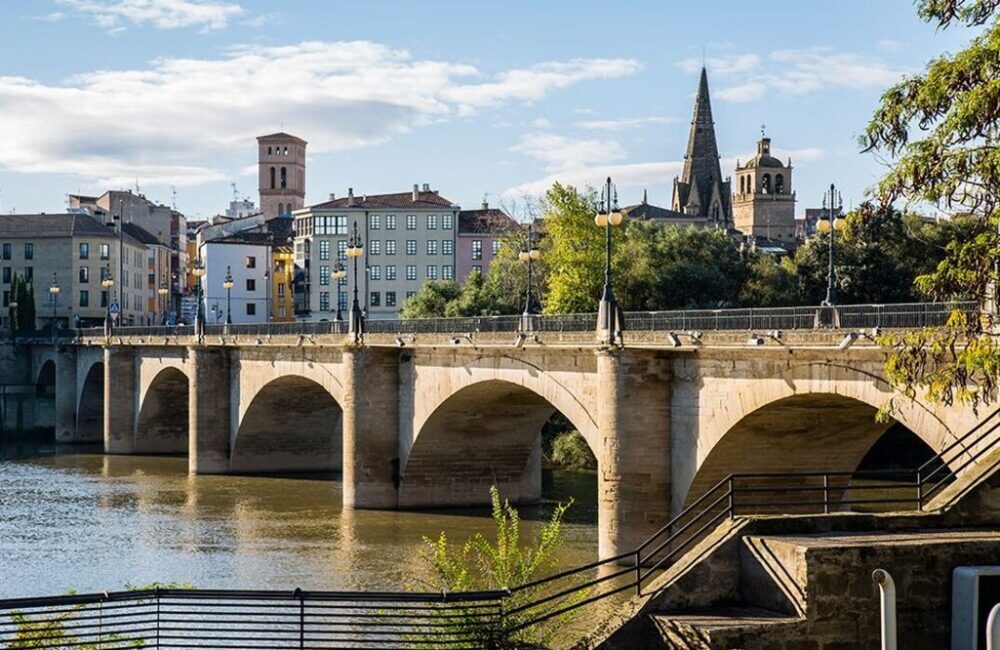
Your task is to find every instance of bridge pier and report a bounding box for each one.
[103,347,136,454]
[54,346,77,442]
[343,348,399,509]
[188,347,231,474]
[597,350,672,559]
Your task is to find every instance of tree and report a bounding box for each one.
[8,273,36,334]
[542,183,606,314]
[400,281,462,319]
[862,0,1000,408]
[740,253,802,307]
[445,271,506,317]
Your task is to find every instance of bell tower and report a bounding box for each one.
[732,131,796,242]
[257,132,307,219]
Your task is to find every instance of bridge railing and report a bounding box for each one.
[49,300,979,342]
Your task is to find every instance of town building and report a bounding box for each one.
[258,133,307,219]
[620,190,716,228]
[456,202,519,281]
[0,213,148,329]
[292,184,460,320]
[122,223,173,324]
[732,135,797,243]
[198,233,271,324]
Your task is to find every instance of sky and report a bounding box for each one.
[0,0,981,221]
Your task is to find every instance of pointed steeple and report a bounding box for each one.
[642,189,648,205]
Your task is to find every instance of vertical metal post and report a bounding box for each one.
[295,588,304,650]
[727,476,735,517]
[916,470,923,509]
[823,474,830,514]
[155,587,161,649]
[634,550,642,596]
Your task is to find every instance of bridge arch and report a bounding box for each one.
[680,389,947,510]
[233,375,343,474]
[76,361,104,441]
[401,378,598,508]
[135,367,189,454]
[35,360,55,396]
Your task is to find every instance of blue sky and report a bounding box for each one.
[0,0,979,220]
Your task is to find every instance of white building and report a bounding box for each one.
[199,233,272,324]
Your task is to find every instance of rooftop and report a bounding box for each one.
[257,132,307,145]
[305,189,458,211]
[458,207,519,234]
[0,213,145,247]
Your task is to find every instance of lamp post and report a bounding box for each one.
[818,183,845,307]
[102,268,115,335]
[595,176,625,346]
[48,272,60,341]
[346,221,365,340]
[223,266,234,327]
[518,224,541,331]
[157,284,169,325]
[192,257,206,338]
[332,262,347,322]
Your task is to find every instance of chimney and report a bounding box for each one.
[482,200,489,210]
[422,183,430,192]
[347,187,354,207]
[328,193,335,201]
[413,184,419,201]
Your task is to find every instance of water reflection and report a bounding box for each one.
[0,446,598,598]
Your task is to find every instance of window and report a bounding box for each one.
[246,256,256,268]
[79,266,89,283]
[24,243,33,260]
[443,240,453,255]
[79,243,89,260]
[247,303,256,316]
[2,291,7,307]
[492,240,502,256]
[761,174,771,194]
[338,272,347,286]
[270,167,276,189]
[386,265,396,280]
[278,283,286,297]
[315,216,347,235]
[386,291,396,307]
[101,290,108,308]
[776,174,785,194]
[426,265,438,280]
[319,292,330,311]
[386,214,397,230]
[370,291,380,307]
[2,267,9,284]
[406,214,417,230]
[246,279,256,292]
[473,264,483,274]
[406,240,417,255]
[338,291,348,311]
[370,240,381,255]
[1,244,9,260]
[337,241,347,260]
[369,214,381,230]
[406,265,417,281]
[427,214,438,230]
[427,240,438,255]
[407,291,416,299]
[320,240,330,261]
[26,267,34,281]
[370,265,381,280]
[472,240,483,260]
[100,267,110,282]
[386,240,397,255]
[443,265,454,280]
[100,243,109,260]
[319,265,330,285]
[443,214,454,230]
[79,290,89,307]
[280,167,287,189]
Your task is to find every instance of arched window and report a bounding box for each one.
[267,146,272,155]
[278,203,284,215]
[269,167,276,189]
[283,147,288,155]
[761,174,771,194]
[776,174,785,194]
[280,167,288,189]
[740,176,746,194]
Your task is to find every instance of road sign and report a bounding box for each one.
[109,303,120,322]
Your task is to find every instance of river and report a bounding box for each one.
[0,444,599,599]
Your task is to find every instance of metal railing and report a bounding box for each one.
[41,301,977,342]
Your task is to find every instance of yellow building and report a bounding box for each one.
[271,245,295,322]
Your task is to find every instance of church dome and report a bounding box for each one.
[742,136,786,169]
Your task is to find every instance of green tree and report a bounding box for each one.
[482,228,548,315]
[542,183,606,314]
[740,253,802,307]
[8,273,36,334]
[445,271,506,317]
[400,280,463,319]
[862,0,1000,407]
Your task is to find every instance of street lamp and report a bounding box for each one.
[817,183,845,307]
[594,176,625,346]
[192,258,206,336]
[101,268,115,335]
[48,272,60,341]
[346,221,365,340]
[223,266,234,326]
[518,224,541,331]
[332,262,347,322]
[157,284,169,325]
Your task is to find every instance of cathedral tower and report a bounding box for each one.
[257,132,307,219]
[732,134,796,242]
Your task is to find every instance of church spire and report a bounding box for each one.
[681,67,723,190]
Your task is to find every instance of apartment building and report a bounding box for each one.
[456,202,519,281]
[0,213,148,329]
[293,184,460,320]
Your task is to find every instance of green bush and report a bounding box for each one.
[550,431,597,471]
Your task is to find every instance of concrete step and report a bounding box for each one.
[648,606,799,649]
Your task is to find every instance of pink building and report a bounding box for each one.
[457,203,518,282]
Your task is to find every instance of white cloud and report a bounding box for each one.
[28,11,67,22]
[57,0,245,32]
[877,39,905,52]
[772,147,825,163]
[0,41,639,187]
[503,161,689,198]
[530,117,551,128]
[510,133,626,171]
[681,47,905,103]
[575,115,676,131]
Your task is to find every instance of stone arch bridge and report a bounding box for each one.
[29,325,979,558]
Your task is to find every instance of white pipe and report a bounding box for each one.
[988,603,1000,650]
[872,569,897,650]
